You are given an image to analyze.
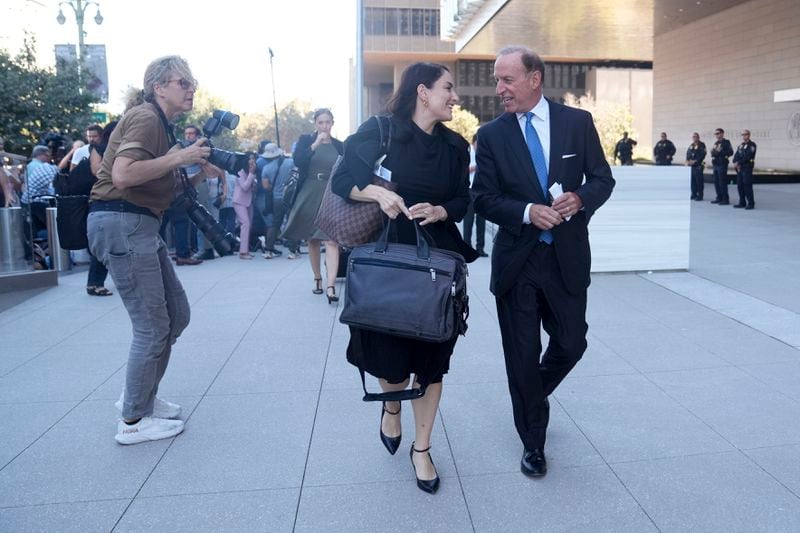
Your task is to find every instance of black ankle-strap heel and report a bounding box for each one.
[379,402,401,455]
[326,286,339,304]
[410,442,440,494]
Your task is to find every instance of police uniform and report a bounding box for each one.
[615,137,636,165]
[654,139,676,165]
[710,137,734,204]
[686,141,707,200]
[732,139,757,209]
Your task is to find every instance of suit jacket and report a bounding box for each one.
[472,99,615,297]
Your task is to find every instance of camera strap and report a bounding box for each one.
[151,101,191,188]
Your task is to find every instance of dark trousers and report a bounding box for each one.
[219,207,236,235]
[690,166,704,199]
[495,243,588,450]
[86,249,108,287]
[736,166,755,207]
[713,164,729,202]
[462,203,486,250]
[619,155,632,166]
[265,198,298,251]
[159,206,191,258]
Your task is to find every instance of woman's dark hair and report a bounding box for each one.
[101,121,118,146]
[386,63,449,120]
[313,108,333,121]
[94,120,119,157]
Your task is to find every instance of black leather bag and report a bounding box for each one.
[340,219,469,343]
[281,166,301,211]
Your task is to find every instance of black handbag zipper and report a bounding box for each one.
[350,258,451,282]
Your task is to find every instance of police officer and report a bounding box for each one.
[653,132,676,165]
[686,132,707,201]
[710,128,734,204]
[732,130,757,209]
[614,132,637,165]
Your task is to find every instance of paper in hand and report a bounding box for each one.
[548,181,571,221]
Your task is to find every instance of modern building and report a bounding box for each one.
[356,0,799,172]
[651,0,800,172]
[356,0,655,151]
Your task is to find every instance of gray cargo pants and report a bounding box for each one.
[87,210,191,420]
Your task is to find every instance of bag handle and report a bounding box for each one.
[374,218,432,260]
[360,367,428,402]
[352,331,429,402]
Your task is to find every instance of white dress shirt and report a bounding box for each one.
[517,97,550,224]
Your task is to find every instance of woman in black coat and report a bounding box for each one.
[332,62,478,494]
[282,109,344,301]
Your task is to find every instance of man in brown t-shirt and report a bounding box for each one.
[87,55,212,445]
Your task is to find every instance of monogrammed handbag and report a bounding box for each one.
[314,116,396,248]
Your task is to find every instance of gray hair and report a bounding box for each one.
[31,145,50,158]
[498,45,546,84]
[142,55,194,103]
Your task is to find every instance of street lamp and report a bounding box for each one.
[56,0,103,66]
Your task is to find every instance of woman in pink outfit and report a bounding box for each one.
[233,153,258,259]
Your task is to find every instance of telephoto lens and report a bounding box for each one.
[173,191,238,256]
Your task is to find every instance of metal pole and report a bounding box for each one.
[76,0,85,63]
[269,48,281,148]
[355,0,364,126]
[45,207,70,272]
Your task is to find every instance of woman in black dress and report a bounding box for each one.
[332,63,478,494]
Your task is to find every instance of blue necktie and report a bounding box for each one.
[525,112,552,244]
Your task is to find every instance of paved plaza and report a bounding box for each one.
[1,183,800,532]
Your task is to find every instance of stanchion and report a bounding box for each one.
[0,207,29,272]
[45,206,71,271]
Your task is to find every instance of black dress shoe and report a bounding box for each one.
[410,443,440,494]
[379,402,401,455]
[476,248,489,258]
[733,203,745,208]
[710,199,720,204]
[521,448,547,477]
[718,200,730,205]
[745,205,754,210]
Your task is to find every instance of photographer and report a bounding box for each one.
[87,55,211,445]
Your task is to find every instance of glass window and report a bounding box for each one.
[385,8,398,35]
[412,9,423,35]
[399,9,411,35]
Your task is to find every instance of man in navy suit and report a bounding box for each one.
[473,46,615,477]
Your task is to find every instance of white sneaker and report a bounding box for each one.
[116,391,182,419]
[115,417,184,445]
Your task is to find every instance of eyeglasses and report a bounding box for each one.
[166,78,197,90]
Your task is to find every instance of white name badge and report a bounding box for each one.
[549,181,571,221]
[374,156,392,182]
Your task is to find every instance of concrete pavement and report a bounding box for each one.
[1,182,799,532]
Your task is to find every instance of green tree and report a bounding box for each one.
[0,37,97,156]
[563,92,636,164]
[243,99,315,154]
[173,88,239,150]
[445,105,479,143]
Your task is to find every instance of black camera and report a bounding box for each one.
[180,110,248,174]
[174,109,244,256]
[173,184,237,256]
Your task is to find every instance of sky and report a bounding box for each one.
[1,0,357,136]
